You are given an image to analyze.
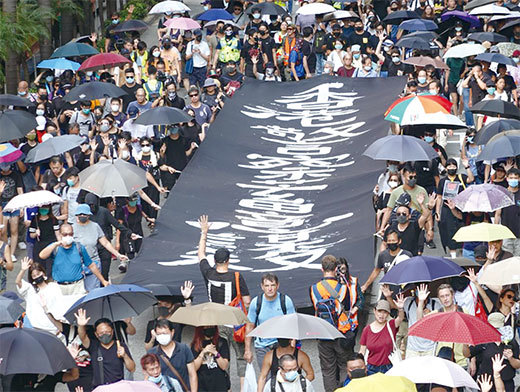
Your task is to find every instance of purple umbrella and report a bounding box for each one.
[453,183,515,212]
[441,10,481,28]
[380,256,464,285]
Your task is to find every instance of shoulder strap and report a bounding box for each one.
[386,321,397,350]
[280,293,287,315]
[458,174,466,190]
[271,372,277,391]
[160,354,189,392]
[321,280,339,299]
[97,346,105,385]
[300,374,307,392]
[234,271,241,298]
[255,294,263,326]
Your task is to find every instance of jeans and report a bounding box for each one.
[315,53,324,76]
[189,66,207,88]
[462,87,474,127]
[84,273,100,292]
[367,363,392,374]
[462,248,475,260]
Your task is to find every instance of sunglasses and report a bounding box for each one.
[396,212,408,217]
[189,93,198,97]
[408,175,417,180]
[504,294,516,300]
[141,143,150,147]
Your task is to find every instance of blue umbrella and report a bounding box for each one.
[477,132,520,162]
[63,284,156,325]
[399,18,438,31]
[197,8,233,21]
[50,41,99,58]
[37,58,80,71]
[379,256,464,285]
[475,52,517,66]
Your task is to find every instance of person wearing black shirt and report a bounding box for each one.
[346,19,375,54]
[159,81,185,110]
[301,26,316,75]
[258,23,276,64]
[159,126,195,191]
[121,69,141,112]
[325,24,347,54]
[389,200,429,256]
[240,28,264,78]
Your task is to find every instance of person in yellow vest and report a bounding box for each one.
[212,24,242,71]
[131,41,149,82]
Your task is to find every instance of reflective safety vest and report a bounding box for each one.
[282,37,296,66]
[218,37,240,63]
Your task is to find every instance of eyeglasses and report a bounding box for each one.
[408,175,417,180]
[504,294,515,299]
[189,93,198,97]
[396,212,408,217]
[141,144,150,147]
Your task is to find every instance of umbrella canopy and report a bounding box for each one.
[37,58,80,71]
[64,81,127,102]
[453,222,516,242]
[450,257,482,268]
[133,106,192,126]
[468,32,508,43]
[4,190,63,212]
[149,0,190,14]
[474,119,520,145]
[440,10,481,28]
[323,10,360,21]
[296,3,335,15]
[469,4,511,15]
[143,284,184,301]
[0,110,37,142]
[453,183,515,212]
[477,132,520,161]
[79,53,132,72]
[395,36,431,50]
[0,94,35,107]
[479,257,520,286]
[169,302,248,326]
[467,99,520,119]
[0,328,76,375]
[443,43,486,58]
[497,41,520,56]
[79,158,148,197]
[465,0,497,10]
[64,284,156,324]
[50,42,99,58]
[387,356,479,389]
[164,17,201,30]
[475,52,517,66]
[408,312,501,345]
[385,94,452,124]
[399,18,438,31]
[0,143,22,164]
[0,296,24,324]
[246,2,288,16]
[404,111,467,128]
[196,9,233,21]
[247,313,345,340]
[490,11,520,22]
[379,256,464,285]
[93,380,161,392]
[402,55,449,69]
[403,30,439,40]
[499,19,520,36]
[204,19,239,28]
[340,373,417,392]
[383,10,420,25]
[113,19,149,32]
[25,134,85,163]
[363,135,438,161]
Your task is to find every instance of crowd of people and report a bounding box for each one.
[2,0,520,390]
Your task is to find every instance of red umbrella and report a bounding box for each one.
[408,312,501,345]
[78,53,131,72]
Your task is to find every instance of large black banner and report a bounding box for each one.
[123,76,405,305]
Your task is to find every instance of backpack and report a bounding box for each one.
[271,373,307,392]
[312,281,341,327]
[255,293,287,326]
[314,30,327,54]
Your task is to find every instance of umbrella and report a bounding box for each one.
[64,284,156,325]
[50,42,99,58]
[113,19,149,32]
[383,10,420,25]
[465,0,497,10]
[79,158,148,197]
[490,11,520,22]
[246,2,288,16]
[78,53,132,72]
[469,4,511,15]
[475,52,517,66]
[363,135,438,161]
[0,328,76,375]
[440,10,481,28]
[133,106,192,126]
[341,373,417,392]
[453,222,516,242]
[466,100,520,120]
[323,10,360,21]
[4,190,63,212]
[443,43,486,58]
[93,380,161,392]
[395,36,431,50]
[497,41,520,56]
[25,134,85,163]
[0,110,37,142]
[408,312,501,345]
[384,95,451,124]
[407,111,467,128]
[165,17,201,30]
[499,19,520,36]
[476,130,520,162]
[474,119,520,145]
[0,296,24,324]
[196,9,233,21]
[63,81,127,102]
[247,313,345,340]
[402,55,449,70]
[405,30,439,40]
[37,58,80,71]
[450,257,482,268]
[204,19,239,28]
[399,18,438,31]
[143,284,184,301]
[468,32,508,43]
[0,143,22,164]
[296,3,335,15]
[387,356,479,389]
[453,183,515,212]
[479,257,520,286]
[169,302,248,326]
[379,256,464,285]
[0,94,34,107]
[149,0,190,14]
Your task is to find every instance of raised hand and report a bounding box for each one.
[466,268,478,284]
[198,215,211,234]
[395,292,406,309]
[68,343,81,359]
[487,246,498,262]
[181,280,194,299]
[116,340,125,358]
[417,283,430,302]
[417,192,425,206]
[492,353,506,375]
[380,284,393,298]
[74,308,91,327]
[21,257,32,271]
[444,198,456,210]
[477,374,492,392]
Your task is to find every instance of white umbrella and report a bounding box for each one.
[3,190,63,212]
[296,3,335,15]
[204,19,240,28]
[469,4,511,15]
[323,10,359,21]
[149,0,190,14]
[443,43,486,58]
[479,257,520,286]
[489,11,520,22]
[387,356,479,389]
[401,111,467,128]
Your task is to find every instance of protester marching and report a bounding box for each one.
[1,0,520,390]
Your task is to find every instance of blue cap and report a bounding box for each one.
[75,204,92,216]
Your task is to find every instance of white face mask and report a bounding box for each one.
[62,236,74,246]
[36,109,45,116]
[429,89,437,95]
[111,104,120,112]
[156,333,172,346]
[388,180,399,188]
[141,146,152,153]
[121,150,130,159]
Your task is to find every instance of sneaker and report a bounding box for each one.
[18,242,26,250]
[118,261,128,273]
[11,254,17,262]
[425,240,437,249]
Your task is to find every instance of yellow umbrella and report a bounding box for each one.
[336,373,416,392]
[479,257,520,286]
[452,222,516,242]
[168,302,248,327]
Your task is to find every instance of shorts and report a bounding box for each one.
[447,82,459,95]
[1,202,20,218]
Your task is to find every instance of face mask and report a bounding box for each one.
[324,67,333,74]
[36,109,45,116]
[350,368,367,379]
[467,136,474,143]
[353,53,360,60]
[163,43,172,50]
[111,104,120,112]
[156,333,172,346]
[203,327,217,337]
[487,87,496,95]
[218,27,224,33]
[148,374,163,384]
[203,5,209,10]
[153,51,161,57]
[33,275,46,285]
[39,207,50,216]
[157,306,170,317]
[387,242,399,251]
[62,235,74,246]
[418,76,426,84]
[508,179,519,188]
[388,180,399,189]
[121,150,130,160]
[78,216,89,224]
[397,214,408,224]
[391,57,400,63]
[82,108,91,115]
[284,370,299,382]
[455,27,462,32]
[266,68,274,76]
[18,90,27,96]
[278,338,291,347]
[333,31,340,37]
[128,200,138,207]
[447,168,457,176]
[429,89,437,95]
[86,71,93,77]
[225,30,233,36]
[355,26,364,32]
[27,133,36,141]
[98,333,113,344]
[514,57,520,63]
[424,136,434,143]
[126,76,135,84]
[142,145,152,153]
[100,124,110,133]
[168,92,177,100]
[407,178,417,187]
[112,19,119,24]
[45,76,54,83]
[64,178,75,187]
[364,65,372,71]
[335,43,343,50]
[253,13,261,18]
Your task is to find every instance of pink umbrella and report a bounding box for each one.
[164,17,201,30]
[93,380,161,392]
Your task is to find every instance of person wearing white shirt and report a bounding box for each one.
[122,107,155,153]
[186,29,211,89]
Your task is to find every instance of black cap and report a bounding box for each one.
[446,158,458,167]
[396,192,411,207]
[194,29,203,36]
[332,23,341,30]
[214,248,230,263]
[474,244,488,261]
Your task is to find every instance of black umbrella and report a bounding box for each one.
[499,19,520,36]
[383,10,420,25]
[244,2,288,16]
[0,94,35,107]
[405,30,440,40]
[25,135,86,163]
[395,36,431,50]
[133,106,192,126]
[468,32,508,43]
[474,119,520,145]
[477,131,520,161]
[63,81,128,102]
[464,0,496,10]
[363,134,438,161]
[0,296,24,324]
[113,19,149,32]
[470,99,520,120]
[475,52,517,66]
[0,328,76,375]
[144,284,185,301]
[0,110,37,142]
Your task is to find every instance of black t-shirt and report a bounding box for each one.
[0,171,23,203]
[415,160,440,190]
[501,188,520,237]
[390,220,422,256]
[384,59,414,77]
[469,74,491,105]
[116,205,143,236]
[346,31,375,53]
[470,341,519,381]
[161,135,189,171]
[180,123,202,146]
[121,83,141,112]
[301,40,316,74]
[199,259,250,304]
[241,41,264,77]
[260,36,276,63]
[191,337,230,391]
[376,248,413,273]
[164,95,186,110]
[437,174,469,202]
[326,33,347,52]
[88,339,132,387]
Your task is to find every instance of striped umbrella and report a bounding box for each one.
[0,143,23,164]
[384,94,451,124]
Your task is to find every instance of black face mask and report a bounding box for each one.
[203,327,217,338]
[278,338,291,347]
[163,43,172,49]
[39,94,48,101]
[355,26,364,32]
[447,168,457,176]
[33,275,45,285]
[158,306,171,317]
[333,31,340,37]
[350,368,367,379]
[387,242,399,251]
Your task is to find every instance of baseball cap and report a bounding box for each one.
[488,312,506,328]
[193,29,203,37]
[513,50,520,57]
[203,78,217,88]
[396,192,411,207]
[128,106,139,118]
[383,39,394,47]
[332,23,341,30]
[214,248,230,263]
[474,244,488,261]
[375,299,391,313]
[188,86,199,95]
[75,204,92,216]
[351,44,361,52]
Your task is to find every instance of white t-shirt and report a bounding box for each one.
[404,296,441,353]
[186,40,211,68]
[62,186,81,224]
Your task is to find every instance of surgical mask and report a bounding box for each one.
[455,27,462,32]
[392,56,400,63]
[266,68,274,76]
[36,109,46,118]
[253,13,261,18]
[126,76,135,84]
[429,89,437,95]
[112,18,119,24]
[467,136,474,143]
[364,65,372,71]
[121,150,130,160]
[33,275,46,285]
[142,145,152,153]
[225,30,233,36]
[388,180,399,189]
[396,214,408,224]
[508,179,519,188]
[168,92,177,100]
[203,327,217,337]
[387,242,399,251]
[100,124,110,132]
[98,333,113,344]
[78,216,89,224]
[86,71,93,77]
[111,104,120,112]
[418,76,426,84]
[82,108,91,115]
[514,57,520,64]
[353,53,360,60]
[407,178,417,187]
[153,51,161,57]
[67,179,75,187]
[384,46,391,52]
[350,368,367,379]
[62,235,74,246]
[45,76,54,83]
[148,374,163,384]
[17,90,27,96]
[487,87,496,95]
[447,168,457,176]
[157,306,170,317]
[203,5,209,10]
[424,136,434,143]
[335,43,343,50]
[128,200,138,207]
[39,208,50,216]
[284,370,298,382]
[156,333,172,346]
[27,133,36,141]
